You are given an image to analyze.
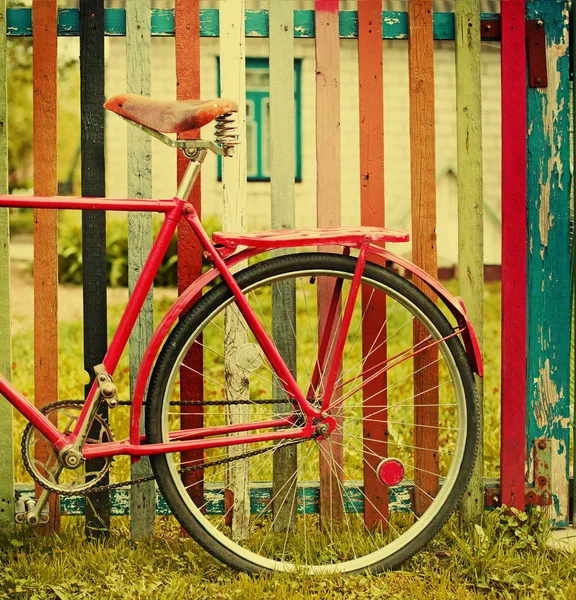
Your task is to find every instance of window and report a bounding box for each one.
[218,57,302,182]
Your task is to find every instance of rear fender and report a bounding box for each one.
[366,244,484,377]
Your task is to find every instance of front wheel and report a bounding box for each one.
[146,252,478,575]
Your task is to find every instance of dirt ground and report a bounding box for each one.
[9,241,178,334]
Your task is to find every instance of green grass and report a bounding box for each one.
[1,508,575,599]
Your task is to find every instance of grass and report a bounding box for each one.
[1,508,576,599]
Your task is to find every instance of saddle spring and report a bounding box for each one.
[215,113,239,157]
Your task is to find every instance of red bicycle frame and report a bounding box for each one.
[0,163,483,463]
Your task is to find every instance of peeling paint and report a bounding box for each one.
[536,39,567,247]
[533,358,560,428]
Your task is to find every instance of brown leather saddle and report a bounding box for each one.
[104,93,238,133]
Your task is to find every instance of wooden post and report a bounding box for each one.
[220,0,250,541]
[525,0,571,526]
[269,0,297,532]
[500,0,527,513]
[358,0,388,529]
[0,0,13,536]
[80,0,109,538]
[127,0,155,539]
[175,0,204,513]
[315,0,344,525]
[572,0,576,526]
[408,0,439,516]
[32,0,60,535]
[455,0,484,521]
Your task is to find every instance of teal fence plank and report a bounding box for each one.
[526,0,571,526]
[5,8,500,39]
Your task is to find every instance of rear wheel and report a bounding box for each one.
[146,253,478,574]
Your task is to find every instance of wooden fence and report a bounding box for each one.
[0,0,572,536]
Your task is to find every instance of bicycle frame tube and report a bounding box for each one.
[0,193,184,449]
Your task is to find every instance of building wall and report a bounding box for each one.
[105,35,502,266]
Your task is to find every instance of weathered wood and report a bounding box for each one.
[500,0,527,514]
[408,0,439,516]
[80,0,109,538]
[15,480,418,517]
[455,0,484,521]
[315,0,344,525]
[571,0,576,526]
[127,0,155,540]
[0,0,13,536]
[269,0,298,533]
[525,0,571,526]
[5,8,501,40]
[175,0,204,513]
[220,0,250,541]
[358,0,388,529]
[32,0,60,536]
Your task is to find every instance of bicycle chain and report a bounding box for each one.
[23,399,307,497]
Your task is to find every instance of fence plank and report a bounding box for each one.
[127,0,155,540]
[358,0,387,529]
[0,0,13,536]
[80,0,109,538]
[269,0,297,532]
[525,0,571,526]
[315,0,344,525]
[175,0,204,514]
[455,0,484,520]
[32,0,60,535]
[408,0,439,516]
[500,0,527,513]
[220,0,250,541]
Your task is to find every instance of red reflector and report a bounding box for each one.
[377,458,404,486]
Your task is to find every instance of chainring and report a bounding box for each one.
[21,400,114,495]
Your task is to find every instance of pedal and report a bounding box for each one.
[15,499,50,525]
[94,364,120,408]
[14,499,25,524]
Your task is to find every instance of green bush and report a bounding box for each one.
[58,215,221,287]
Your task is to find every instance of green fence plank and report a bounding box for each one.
[126,0,155,540]
[455,0,484,521]
[5,8,500,39]
[526,0,571,526]
[0,0,13,537]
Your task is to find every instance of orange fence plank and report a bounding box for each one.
[358,0,388,529]
[408,0,439,515]
[32,0,59,535]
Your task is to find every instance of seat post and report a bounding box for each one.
[176,147,208,201]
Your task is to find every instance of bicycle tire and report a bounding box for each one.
[146,252,478,575]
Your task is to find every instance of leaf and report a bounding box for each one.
[10,539,24,547]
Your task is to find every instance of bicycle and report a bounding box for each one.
[0,93,482,575]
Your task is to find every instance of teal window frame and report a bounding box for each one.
[218,57,302,182]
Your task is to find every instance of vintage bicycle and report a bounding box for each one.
[0,94,481,574]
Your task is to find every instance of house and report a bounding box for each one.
[104,0,503,271]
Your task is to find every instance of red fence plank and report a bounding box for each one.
[175,0,204,508]
[315,0,343,524]
[32,0,59,535]
[500,0,527,512]
[408,0,439,516]
[358,0,388,529]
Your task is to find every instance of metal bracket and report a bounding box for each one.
[480,18,547,88]
[94,364,119,409]
[121,117,225,157]
[485,438,553,508]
